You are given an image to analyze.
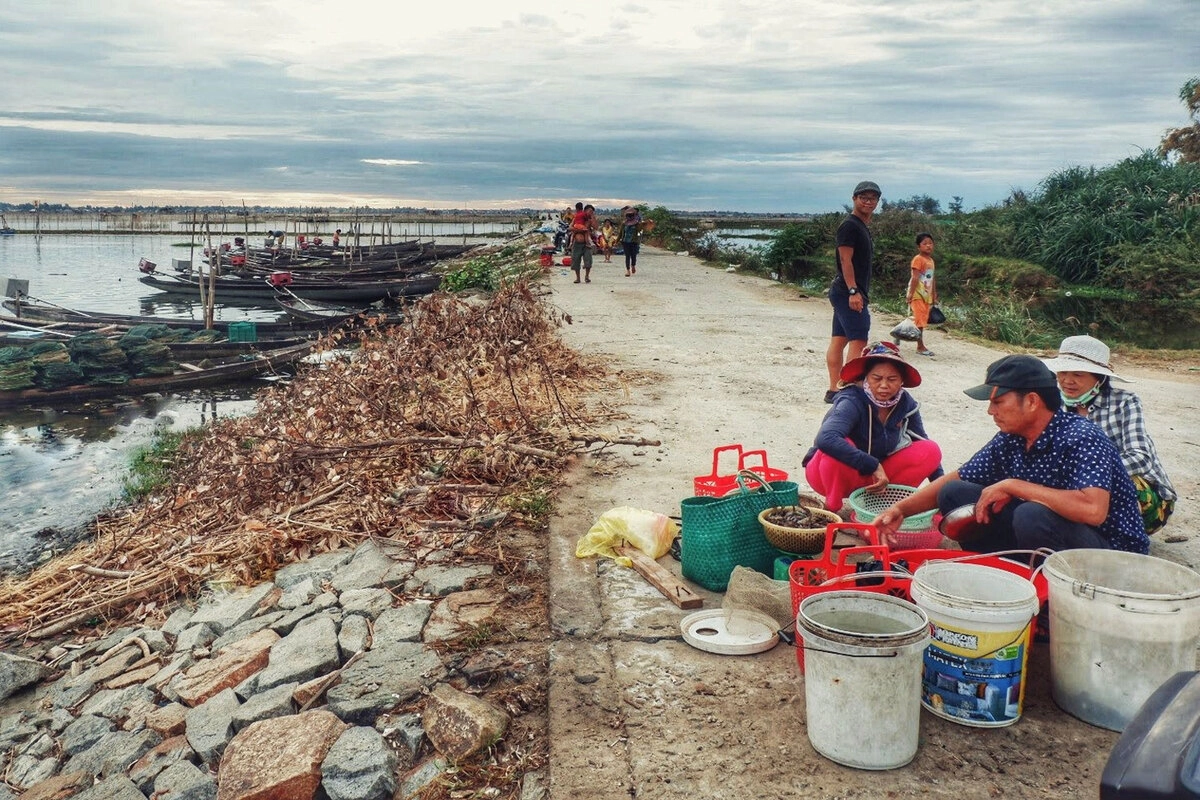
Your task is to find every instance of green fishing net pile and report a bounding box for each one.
[0,326,207,392]
[0,346,36,390]
[67,334,130,385]
[118,333,177,377]
[29,342,85,389]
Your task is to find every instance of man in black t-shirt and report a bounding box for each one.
[824,180,881,403]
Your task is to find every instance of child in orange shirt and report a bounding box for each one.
[906,232,937,357]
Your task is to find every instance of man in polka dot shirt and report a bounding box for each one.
[875,354,1148,554]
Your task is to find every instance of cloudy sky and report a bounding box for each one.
[0,0,1196,213]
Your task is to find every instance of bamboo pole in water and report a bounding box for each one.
[188,209,196,272]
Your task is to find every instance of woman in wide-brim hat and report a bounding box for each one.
[1043,335,1176,533]
[802,341,943,515]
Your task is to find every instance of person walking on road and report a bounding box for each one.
[825,180,881,404]
[569,202,595,283]
[622,206,643,276]
[905,232,937,357]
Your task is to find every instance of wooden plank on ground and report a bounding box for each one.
[617,545,703,609]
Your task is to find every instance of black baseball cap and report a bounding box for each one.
[853,180,881,197]
[964,354,1059,401]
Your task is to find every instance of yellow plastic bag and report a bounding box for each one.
[575,506,679,566]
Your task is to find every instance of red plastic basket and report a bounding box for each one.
[692,444,790,497]
[787,524,1049,671]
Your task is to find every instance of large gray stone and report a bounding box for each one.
[0,710,40,751]
[63,728,162,779]
[78,685,155,721]
[409,564,494,597]
[127,734,196,794]
[372,602,433,646]
[0,653,49,702]
[73,774,147,800]
[154,760,217,800]
[172,623,217,654]
[326,641,445,725]
[274,548,354,590]
[277,576,319,609]
[398,757,448,800]
[183,687,239,764]
[269,592,338,635]
[161,606,195,638]
[8,731,58,789]
[321,726,397,800]
[256,614,340,691]
[187,583,276,635]
[339,588,393,620]
[338,614,371,659]
[330,542,396,592]
[209,610,286,652]
[61,713,115,756]
[230,681,297,732]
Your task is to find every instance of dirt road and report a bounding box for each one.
[544,246,1200,799]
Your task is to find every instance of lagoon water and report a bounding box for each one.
[0,231,492,573]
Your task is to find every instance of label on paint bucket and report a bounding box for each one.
[921,619,1029,727]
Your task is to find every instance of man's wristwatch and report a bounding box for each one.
[848,287,859,295]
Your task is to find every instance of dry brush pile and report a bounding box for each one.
[0,280,619,644]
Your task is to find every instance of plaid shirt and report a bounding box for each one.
[1083,386,1177,502]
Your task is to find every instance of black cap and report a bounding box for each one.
[964,354,1058,401]
[853,180,881,196]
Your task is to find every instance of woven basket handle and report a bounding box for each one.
[734,469,772,494]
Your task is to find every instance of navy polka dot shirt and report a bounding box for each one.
[958,409,1148,553]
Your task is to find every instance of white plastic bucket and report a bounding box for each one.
[910,561,1039,727]
[1044,548,1200,732]
[798,590,930,770]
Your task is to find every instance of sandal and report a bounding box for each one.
[917,350,935,358]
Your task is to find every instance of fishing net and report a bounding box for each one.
[35,362,85,390]
[0,361,35,390]
[120,335,175,377]
[27,341,69,357]
[66,334,131,384]
[0,346,31,365]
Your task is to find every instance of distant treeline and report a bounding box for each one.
[660,152,1200,302]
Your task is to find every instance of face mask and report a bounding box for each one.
[1061,382,1102,408]
[863,381,904,408]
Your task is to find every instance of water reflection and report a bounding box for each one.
[0,386,260,575]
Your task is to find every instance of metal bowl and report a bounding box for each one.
[939,503,986,543]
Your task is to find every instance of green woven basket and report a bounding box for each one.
[847,485,935,532]
[680,472,799,591]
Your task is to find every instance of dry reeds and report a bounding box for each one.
[0,280,615,644]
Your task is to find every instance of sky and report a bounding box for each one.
[0,0,1196,214]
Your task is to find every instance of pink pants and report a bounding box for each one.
[804,439,942,512]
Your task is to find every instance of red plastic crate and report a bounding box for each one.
[692,444,789,497]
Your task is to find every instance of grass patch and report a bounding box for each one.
[122,430,188,502]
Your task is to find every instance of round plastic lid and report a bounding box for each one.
[680,609,780,655]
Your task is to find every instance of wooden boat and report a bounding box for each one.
[2,298,353,334]
[0,317,311,358]
[276,295,402,325]
[138,271,442,302]
[0,341,318,409]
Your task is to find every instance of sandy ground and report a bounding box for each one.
[543,246,1200,799]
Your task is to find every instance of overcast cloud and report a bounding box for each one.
[0,0,1196,212]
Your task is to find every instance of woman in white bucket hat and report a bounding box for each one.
[1043,335,1176,533]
